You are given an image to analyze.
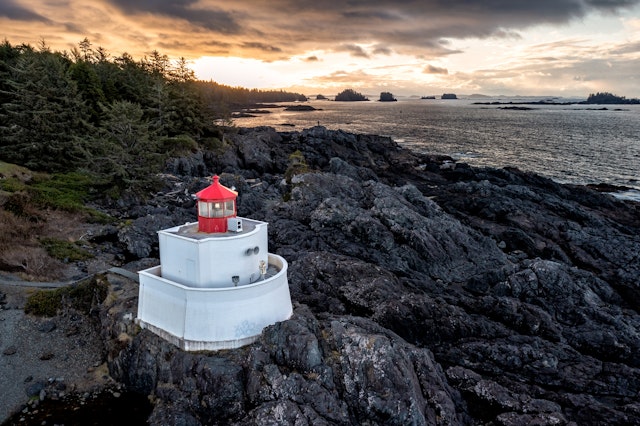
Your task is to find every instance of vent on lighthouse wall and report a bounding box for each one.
[227,218,243,232]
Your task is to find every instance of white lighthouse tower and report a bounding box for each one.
[136,175,293,351]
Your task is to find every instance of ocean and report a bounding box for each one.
[233,97,640,201]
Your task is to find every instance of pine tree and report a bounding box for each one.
[69,60,106,124]
[0,46,92,172]
[92,100,162,195]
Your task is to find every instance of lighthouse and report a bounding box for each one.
[136,175,293,351]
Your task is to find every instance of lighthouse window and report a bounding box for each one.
[212,202,224,218]
[198,201,210,217]
[225,200,235,215]
[198,200,234,218]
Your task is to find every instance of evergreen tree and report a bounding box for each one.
[0,46,91,172]
[0,40,23,105]
[93,100,163,195]
[69,59,106,124]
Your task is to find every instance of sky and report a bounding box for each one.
[2,1,640,98]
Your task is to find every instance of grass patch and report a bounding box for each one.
[0,164,115,223]
[0,161,33,178]
[30,171,94,212]
[40,237,93,262]
[24,276,109,317]
[0,176,28,193]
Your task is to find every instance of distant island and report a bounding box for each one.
[582,92,640,104]
[379,92,397,102]
[316,94,328,100]
[284,105,319,111]
[421,96,436,99]
[475,92,640,106]
[473,100,575,106]
[441,93,457,99]
[335,89,369,101]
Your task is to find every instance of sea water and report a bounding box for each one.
[233,98,640,201]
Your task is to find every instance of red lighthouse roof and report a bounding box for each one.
[196,175,237,201]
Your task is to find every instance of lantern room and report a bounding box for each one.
[196,175,237,233]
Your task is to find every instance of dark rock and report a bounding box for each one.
[25,381,46,398]
[37,320,56,333]
[3,345,17,355]
[284,105,317,111]
[86,126,640,425]
[39,352,55,360]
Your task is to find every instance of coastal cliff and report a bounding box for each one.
[3,126,640,425]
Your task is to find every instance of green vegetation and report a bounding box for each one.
[40,237,93,262]
[285,150,310,184]
[0,166,113,222]
[30,172,94,212]
[0,37,308,278]
[0,38,306,201]
[335,89,368,101]
[24,275,109,317]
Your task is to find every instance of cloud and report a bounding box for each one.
[424,64,449,74]
[241,42,283,53]
[372,45,393,55]
[0,0,48,21]
[107,0,241,34]
[610,40,640,54]
[336,44,370,58]
[7,0,640,61]
[3,0,640,96]
[311,69,374,84]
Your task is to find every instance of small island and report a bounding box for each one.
[441,93,458,99]
[284,105,318,111]
[316,94,328,100]
[581,92,640,104]
[335,89,369,101]
[379,92,397,102]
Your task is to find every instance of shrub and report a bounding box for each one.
[0,246,61,279]
[160,135,199,156]
[0,176,28,193]
[23,288,63,317]
[200,136,225,152]
[24,276,109,317]
[284,150,309,183]
[3,191,43,221]
[40,237,93,262]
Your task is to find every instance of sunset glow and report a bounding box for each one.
[2,1,640,97]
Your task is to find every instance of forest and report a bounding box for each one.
[0,38,306,199]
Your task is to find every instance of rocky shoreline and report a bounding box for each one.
[2,126,639,425]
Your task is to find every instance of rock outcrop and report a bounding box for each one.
[67,126,640,424]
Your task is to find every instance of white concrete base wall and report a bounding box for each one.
[137,254,292,351]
